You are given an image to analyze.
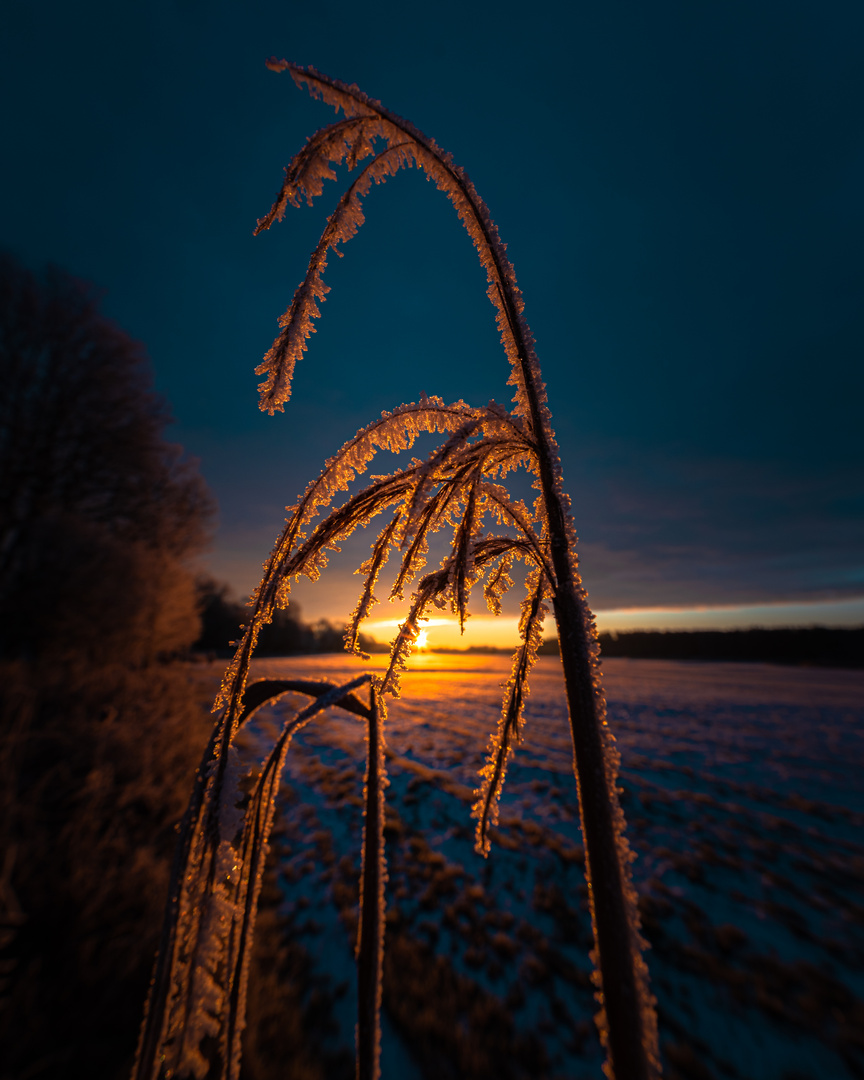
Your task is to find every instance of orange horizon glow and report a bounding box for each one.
[358,594,864,650]
[214,557,864,643]
[362,615,519,651]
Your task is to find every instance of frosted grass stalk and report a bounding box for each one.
[256,63,661,1080]
[356,681,387,1080]
[133,676,373,1080]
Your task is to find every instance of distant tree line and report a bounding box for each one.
[539,627,864,668]
[195,578,385,656]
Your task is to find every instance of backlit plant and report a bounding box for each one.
[134,63,661,1080]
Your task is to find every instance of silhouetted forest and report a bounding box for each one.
[538,627,864,668]
[195,578,384,656]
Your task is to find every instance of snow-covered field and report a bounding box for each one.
[243,654,864,1080]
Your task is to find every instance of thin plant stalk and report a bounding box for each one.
[133,677,373,1080]
[258,63,660,1080]
[356,680,387,1080]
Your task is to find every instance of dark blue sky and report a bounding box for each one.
[3,0,862,631]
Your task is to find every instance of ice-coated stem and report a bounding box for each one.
[132,678,374,1080]
[553,577,656,1080]
[356,681,387,1080]
[521,333,659,1080]
[263,62,661,1079]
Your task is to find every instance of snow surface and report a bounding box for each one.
[238,654,864,1080]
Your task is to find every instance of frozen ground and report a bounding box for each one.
[240,653,864,1080]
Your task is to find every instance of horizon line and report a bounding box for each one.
[358,595,864,648]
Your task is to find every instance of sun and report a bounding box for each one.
[415,629,429,650]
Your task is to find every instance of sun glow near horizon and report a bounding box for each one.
[361,615,498,651]
[258,562,864,650]
[357,594,864,651]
